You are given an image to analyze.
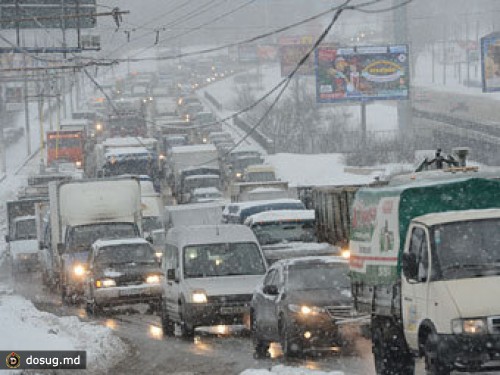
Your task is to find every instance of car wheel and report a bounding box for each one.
[161,301,175,337]
[372,321,415,375]
[251,310,270,359]
[180,304,195,339]
[279,317,302,358]
[424,333,451,375]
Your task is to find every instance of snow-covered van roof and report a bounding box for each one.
[223,199,305,214]
[245,164,275,173]
[245,210,315,225]
[184,174,220,181]
[166,225,259,247]
[103,137,157,148]
[248,187,285,193]
[192,187,222,195]
[170,144,217,154]
[105,147,150,158]
[60,119,89,127]
[272,255,348,268]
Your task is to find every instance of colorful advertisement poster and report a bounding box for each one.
[481,32,500,92]
[315,45,410,102]
[278,35,314,77]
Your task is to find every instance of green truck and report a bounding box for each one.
[350,176,500,374]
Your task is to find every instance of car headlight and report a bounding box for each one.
[288,304,326,316]
[95,278,116,288]
[155,252,163,259]
[341,248,350,259]
[146,274,161,284]
[191,290,208,303]
[202,138,207,143]
[452,318,488,334]
[75,160,82,168]
[95,123,103,131]
[73,264,85,277]
[235,172,242,178]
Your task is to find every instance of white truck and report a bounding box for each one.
[49,178,142,303]
[164,202,224,229]
[168,144,219,199]
[5,199,46,273]
[350,176,500,374]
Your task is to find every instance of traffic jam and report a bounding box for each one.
[2,1,500,375]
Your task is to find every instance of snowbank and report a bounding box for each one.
[0,290,128,373]
[240,365,344,375]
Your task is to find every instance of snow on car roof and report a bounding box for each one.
[169,225,258,246]
[224,199,304,213]
[105,147,151,158]
[13,215,36,222]
[184,174,220,181]
[275,255,348,268]
[170,144,217,153]
[93,237,149,248]
[103,137,157,148]
[248,187,285,193]
[192,187,222,195]
[246,210,315,224]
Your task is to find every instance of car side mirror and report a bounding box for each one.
[263,285,279,296]
[57,243,65,255]
[402,253,418,280]
[38,241,44,250]
[4,235,9,243]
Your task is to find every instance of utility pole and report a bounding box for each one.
[0,89,6,174]
[22,40,31,156]
[393,0,412,133]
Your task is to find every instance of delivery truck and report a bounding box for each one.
[49,177,142,303]
[350,176,500,374]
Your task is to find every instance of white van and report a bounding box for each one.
[160,225,268,338]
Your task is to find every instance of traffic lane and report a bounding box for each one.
[7,266,497,375]
[108,312,376,375]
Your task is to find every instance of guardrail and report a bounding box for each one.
[204,91,223,111]
[233,115,275,154]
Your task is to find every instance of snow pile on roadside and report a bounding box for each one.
[266,153,413,187]
[240,365,344,375]
[0,291,128,372]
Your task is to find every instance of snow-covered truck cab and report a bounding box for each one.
[161,225,268,338]
[401,209,500,372]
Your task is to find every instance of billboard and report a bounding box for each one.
[257,45,278,62]
[279,35,314,77]
[0,0,96,29]
[315,45,410,103]
[481,32,500,93]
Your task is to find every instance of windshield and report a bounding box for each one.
[252,220,316,245]
[96,243,157,266]
[184,177,220,191]
[15,219,37,240]
[67,223,138,253]
[183,242,266,278]
[143,216,163,233]
[246,172,275,182]
[288,263,350,291]
[432,218,500,280]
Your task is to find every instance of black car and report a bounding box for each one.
[84,238,163,315]
[251,256,353,358]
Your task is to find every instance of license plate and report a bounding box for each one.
[119,288,139,297]
[220,306,248,315]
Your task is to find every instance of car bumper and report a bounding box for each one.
[184,302,250,327]
[94,284,162,306]
[437,334,500,370]
[288,316,345,347]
